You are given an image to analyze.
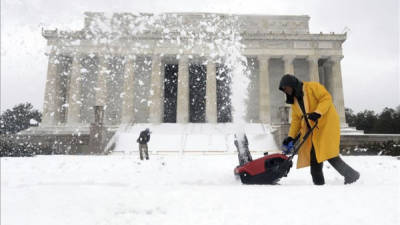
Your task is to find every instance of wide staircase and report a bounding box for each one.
[108,123,279,154]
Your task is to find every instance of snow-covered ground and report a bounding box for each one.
[1,154,399,225]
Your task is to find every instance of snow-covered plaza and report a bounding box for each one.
[1,154,399,225]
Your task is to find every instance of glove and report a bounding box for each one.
[307,112,321,122]
[282,136,294,146]
[282,136,295,155]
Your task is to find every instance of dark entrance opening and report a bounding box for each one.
[216,64,232,122]
[318,59,328,86]
[189,64,207,123]
[163,64,178,123]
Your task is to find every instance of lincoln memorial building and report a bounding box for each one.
[39,12,347,134]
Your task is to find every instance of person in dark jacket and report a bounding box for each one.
[137,128,151,160]
[279,74,360,185]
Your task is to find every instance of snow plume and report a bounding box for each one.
[87,13,253,152]
[85,13,250,123]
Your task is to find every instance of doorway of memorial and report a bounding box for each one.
[189,64,207,123]
[163,63,178,123]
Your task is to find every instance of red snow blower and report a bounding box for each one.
[234,121,318,185]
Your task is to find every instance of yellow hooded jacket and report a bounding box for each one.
[288,81,340,169]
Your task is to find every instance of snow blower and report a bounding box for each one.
[234,121,318,185]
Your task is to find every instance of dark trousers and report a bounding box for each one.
[139,144,149,160]
[310,146,358,185]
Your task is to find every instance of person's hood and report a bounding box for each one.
[278,74,304,104]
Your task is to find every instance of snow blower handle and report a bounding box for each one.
[287,121,318,161]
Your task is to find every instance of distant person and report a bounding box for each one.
[137,128,151,160]
[279,74,360,185]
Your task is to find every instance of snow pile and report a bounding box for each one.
[1,155,399,225]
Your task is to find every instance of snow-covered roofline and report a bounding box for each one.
[42,12,345,45]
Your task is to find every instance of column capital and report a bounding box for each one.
[125,55,135,62]
[329,55,344,62]
[48,50,58,61]
[71,51,83,59]
[282,55,296,62]
[257,55,272,61]
[96,53,106,59]
[123,54,136,60]
[323,59,333,67]
[178,54,189,62]
[152,54,161,60]
[207,59,216,66]
[283,55,295,75]
[306,55,320,63]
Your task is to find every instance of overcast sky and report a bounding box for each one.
[1,0,399,113]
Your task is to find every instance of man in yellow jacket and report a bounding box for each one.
[279,74,360,185]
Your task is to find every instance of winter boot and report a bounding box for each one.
[328,156,360,184]
[344,170,360,184]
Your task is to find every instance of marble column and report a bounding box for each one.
[177,55,189,123]
[149,55,163,123]
[41,51,59,126]
[283,55,295,75]
[95,55,108,106]
[67,54,82,125]
[307,55,320,82]
[330,56,347,125]
[121,56,135,123]
[206,60,217,123]
[258,55,271,124]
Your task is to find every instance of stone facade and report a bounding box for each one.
[39,12,348,130]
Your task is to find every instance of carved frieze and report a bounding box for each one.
[318,41,334,49]
[43,13,345,52]
[294,41,312,49]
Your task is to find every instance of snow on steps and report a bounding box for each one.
[108,123,279,154]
